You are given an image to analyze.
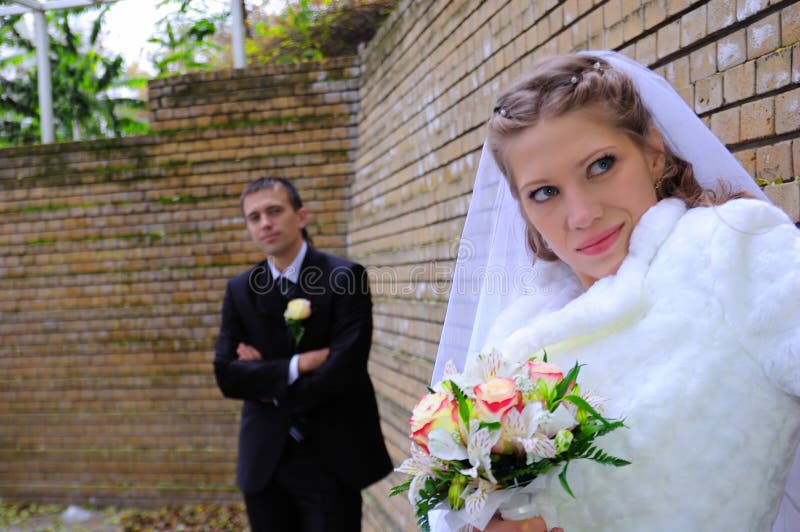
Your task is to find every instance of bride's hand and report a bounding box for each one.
[484,515,564,532]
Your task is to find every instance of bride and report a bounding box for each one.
[432,51,800,531]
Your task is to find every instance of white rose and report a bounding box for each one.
[284,298,311,320]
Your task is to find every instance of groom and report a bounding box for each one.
[213,177,392,531]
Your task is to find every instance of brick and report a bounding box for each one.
[644,0,667,29]
[717,29,747,70]
[794,139,800,178]
[763,181,800,222]
[775,88,800,134]
[737,0,768,21]
[604,0,623,27]
[708,0,736,33]
[740,97,775,140]
[663,56,691,88]
[710,107,741,144]
[607,21,625,49]
[756,48,792,93]
[694,73,723,113]
[723,61,755,103]
[690,43,717,82]
[622,0,641,14]
[795,43,800,83]
[747,13,781,60]
[681,6,707,47]
[657,20,682,58]
[734,148,757,175]
[677,84,694,108]
[636,33,658,66]
[756,140,793,183]
[623,9,644,42]
[782,3,800,46]
[667,0,693,16]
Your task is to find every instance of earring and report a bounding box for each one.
[654,177,668,197]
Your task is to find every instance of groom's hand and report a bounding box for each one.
[298,347,330,374]
[236,343,263,361]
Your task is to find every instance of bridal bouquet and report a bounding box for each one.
[391,350,629,531]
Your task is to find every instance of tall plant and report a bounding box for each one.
[0,4,147,146]
[148,0,229,76]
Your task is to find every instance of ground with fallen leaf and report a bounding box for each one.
[0,500,248,531]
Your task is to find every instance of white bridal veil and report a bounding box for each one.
[432,50,797,531]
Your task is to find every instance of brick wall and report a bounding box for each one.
[0,57,359,508]
[353,1,799,529]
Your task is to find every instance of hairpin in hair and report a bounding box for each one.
[493,106,509,118]
[570,75,579,84]
[592,61,602,71]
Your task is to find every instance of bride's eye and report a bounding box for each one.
[589,154,615,176]
[529,186,559,203]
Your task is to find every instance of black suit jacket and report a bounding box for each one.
[214,246,392,494]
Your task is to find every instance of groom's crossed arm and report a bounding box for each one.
[213,281,315,403]
[287,263,373,412]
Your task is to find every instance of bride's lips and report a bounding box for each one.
[576,224,623,256]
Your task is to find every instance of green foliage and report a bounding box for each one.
[148,0,227,76]
[247,0,394,66]
[250,0,330,65]
[0,5,148,146]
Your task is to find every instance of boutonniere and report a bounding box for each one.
[284,298,311,345]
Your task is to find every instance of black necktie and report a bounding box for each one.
[278,276,296,299]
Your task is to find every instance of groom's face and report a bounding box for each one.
[243,186,308,264]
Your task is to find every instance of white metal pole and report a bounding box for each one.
[230,0,245,69]
[33,9,54,144]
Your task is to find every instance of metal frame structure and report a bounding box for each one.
[0,0,247,144]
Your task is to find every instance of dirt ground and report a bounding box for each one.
[0,501,248,531]
[0,505,121,531]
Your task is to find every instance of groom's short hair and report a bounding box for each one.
[239,176,305,214]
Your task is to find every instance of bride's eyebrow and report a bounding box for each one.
[576,145,615,169]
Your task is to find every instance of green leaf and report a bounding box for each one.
[389,479,411,497]
[478,421,501,431]
[554,362,582,402]
[558,461,576,498]
[448,381,471,429]
[561,395,618,429]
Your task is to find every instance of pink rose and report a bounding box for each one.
[527,361,564,386]
[409,392,460,452]
[473,377,520,421]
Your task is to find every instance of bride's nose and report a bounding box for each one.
[565,188,602,230]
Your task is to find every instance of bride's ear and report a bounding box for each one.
[645,126,666,183]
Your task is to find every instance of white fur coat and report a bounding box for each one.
[483,198,800,531]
